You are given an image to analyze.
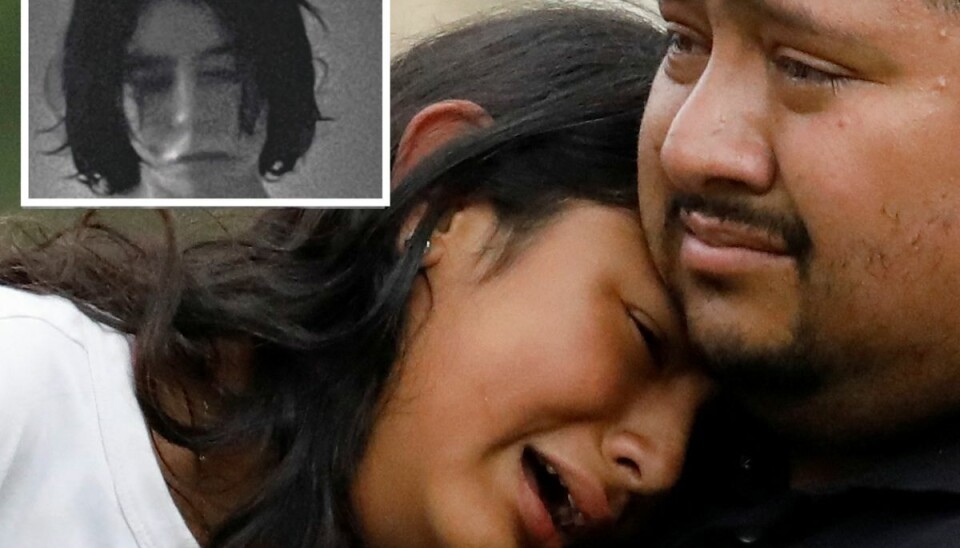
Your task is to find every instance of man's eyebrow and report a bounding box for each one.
[661,0,897,70]
[659,0,861,39]
[731,0,869,43]
[739,0,902,70]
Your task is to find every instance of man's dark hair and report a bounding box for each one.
[5,6,665,546]
[61,0,321,194]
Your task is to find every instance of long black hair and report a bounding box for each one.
[60,0,321,194]
[4,6,665,546]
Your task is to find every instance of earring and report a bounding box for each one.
[264,160,286,182]
[405,232,431,256]
[82,172,110,195]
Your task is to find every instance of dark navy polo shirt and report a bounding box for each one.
[649,407,960,548]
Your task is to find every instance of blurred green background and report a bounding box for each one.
[0,0,18,211]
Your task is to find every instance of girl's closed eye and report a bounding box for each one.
[629,311,665,369]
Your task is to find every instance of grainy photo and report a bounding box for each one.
[26,0,384,204]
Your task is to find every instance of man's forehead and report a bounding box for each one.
[660,0,960,18]
[659,0,960,38]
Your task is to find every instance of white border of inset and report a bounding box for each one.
[21,0,391,209]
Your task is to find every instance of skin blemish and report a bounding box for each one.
[939,215,954,234]
[910,229,924,249]
[881,204,900,224]
[865,248,891,278]
[922,210,957,241]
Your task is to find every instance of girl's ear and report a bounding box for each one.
[392,100,493,188]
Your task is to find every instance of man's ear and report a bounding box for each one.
[392,99,493,188]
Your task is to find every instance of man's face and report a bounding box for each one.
[638,0,960,442]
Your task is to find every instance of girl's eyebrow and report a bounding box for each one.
[125,42,238,69]
[198,43,238,58]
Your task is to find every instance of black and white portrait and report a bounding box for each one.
[28,0,384,204]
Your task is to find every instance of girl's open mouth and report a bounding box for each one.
[521,447,588,542]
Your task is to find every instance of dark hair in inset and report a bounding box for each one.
[61,0,321,194]
[4,6,665,546]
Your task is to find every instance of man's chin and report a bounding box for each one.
[687,324,821,400]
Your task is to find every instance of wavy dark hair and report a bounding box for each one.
[60,0,321,194]
[4,6,665,546]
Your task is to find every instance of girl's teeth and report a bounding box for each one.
[572,510,586,527]
[544,462,568,488]
[554,493,586,530]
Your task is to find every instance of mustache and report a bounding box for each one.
[668,194,813,259]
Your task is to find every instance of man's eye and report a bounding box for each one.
[665,25,708,57]
[773,57,850,91]
[661,24,710,84]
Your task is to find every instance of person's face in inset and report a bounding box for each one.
[353,203,710,547]
[122,0,267,198]
[638,0,960,441]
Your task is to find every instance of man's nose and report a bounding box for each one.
[659,55,776,195]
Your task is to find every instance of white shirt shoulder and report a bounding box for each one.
[0,286,198,548]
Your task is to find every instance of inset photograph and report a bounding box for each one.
[26,0,385,206]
